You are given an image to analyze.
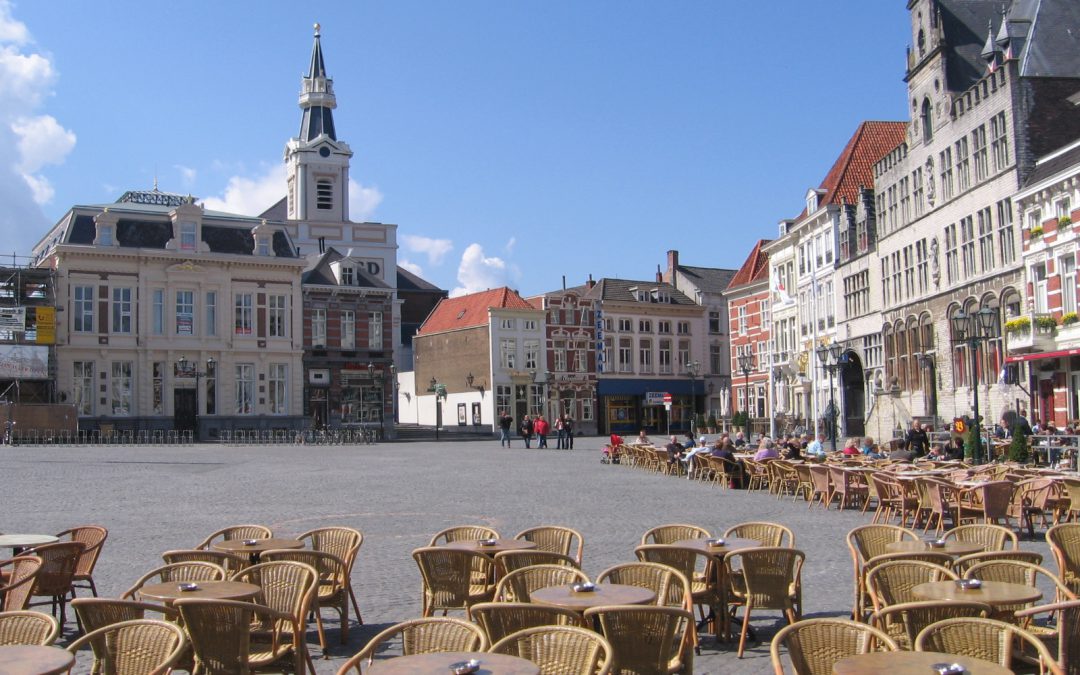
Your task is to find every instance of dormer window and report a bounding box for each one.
[341,266,354,285]
[650,288,670,304]
[258,240,270,256]
[180,222,196,251]
[316,178,334,210]
[98,225,113,247]
[806,192,819,214]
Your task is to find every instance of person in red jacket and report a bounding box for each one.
[534,415,550,449]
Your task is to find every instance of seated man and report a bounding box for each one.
[635,429,652,446]
[664,435,684,471]
[805,433,827,459]
[860,436,886,460]
[682,436,709,479]
[889,438,916,462]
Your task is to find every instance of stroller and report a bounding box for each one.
[601,434,624,464]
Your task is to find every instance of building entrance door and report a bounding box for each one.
[174,388,196,432]
[514,385,528,426]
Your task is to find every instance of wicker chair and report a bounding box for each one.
[413,547,496,617]
[177,598,307,675]
[25,541,84,627]
[0,610,60,646]
[724,522,795,548]
[494,550,581,576]
[1010,477,1062,539]
[743,459,772,492]
[807,465,835,509]
[229,560,319,673]
[71,599,179,675]
[869,600,991,649]
[955,481,1015,527]
[870,474,919,526]
[914,616,1062,674]
[965,560,1075,615]
[66,619,187,675]
[493,564,590,603]
[0,556,42,611]
[56,525,108,599]
[920,478,959,536]
[471,602,586,645]
[1015,599,1080,675]
[597,562,693,612]
[297,525,364,624]
[640,524,710,545]
[428,525,500,545]
[335,617,487,674]
[1048,522,1080,596]
[515,526,584,566]
[583,605,693,675]
[864,560,958,613]
[195,524,273,550]
[943,523,1018,551]
[634,545,716,629]
[261,548,355,654]
[121,561,227,600]
[791,463,814,502]
[846,524,919,621]
[490,625,613,675]
[770,618,898,675]
[723,547,805,658]
[950,550,1044,576]
[161,548,249,574]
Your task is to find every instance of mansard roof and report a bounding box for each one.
[417,287,537,336]
[582,278,698,306]
[302,247,391,289]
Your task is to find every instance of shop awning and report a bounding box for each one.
[1005,348,1080,363]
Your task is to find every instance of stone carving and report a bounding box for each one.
[925,156,935,207]
[930,236,940,287]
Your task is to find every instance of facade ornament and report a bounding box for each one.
[930,236,941,287]
[925,156,935,207]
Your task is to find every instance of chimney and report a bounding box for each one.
[586,274,596,289]
[562,275,566,290]
[318,236,326,254]
[655,265,662,283]
[666,250,679,288]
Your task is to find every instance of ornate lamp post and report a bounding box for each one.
[685,360,701,433]
[427,376,446,441]
[815,342,843,452]
[737,352,755,433]
[176,355,214,442]
[950,307,1001,464]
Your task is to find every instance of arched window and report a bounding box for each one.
[895,320,909,391]
[921,99,933,144]
[907,317,921,392]
[950,304,968,388]
[980,295,1002,386]
[883,325,894,386]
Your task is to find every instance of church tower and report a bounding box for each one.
[284,24,353,222]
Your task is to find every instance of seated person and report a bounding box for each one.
[889,438,916,462]
[926,443,946,460]
[841,437,861,456]
[753,437,779,461]
[860,436,886,460]
[733,431,747,448]
[805,433,827,458]
[664,435,684,469]
[782,437,803,460]
[635,429,652,446]
[945,437,966,461]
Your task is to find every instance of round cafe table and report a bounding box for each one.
[212,537,303,564]
[531,583,655,611]
[885,540,984,556]
[365,651,539,675]
[672,537,760,555]
[0,645,75,675]
[833,650,1012,674]
[137,580,261,603]
[0,534,59,555]
[441,539,537,554]
[913,580,1042,607]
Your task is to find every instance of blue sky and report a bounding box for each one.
[0,1,912,296]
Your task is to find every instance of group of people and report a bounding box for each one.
[497,410,575,449]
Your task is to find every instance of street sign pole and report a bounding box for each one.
[663,393,672,436]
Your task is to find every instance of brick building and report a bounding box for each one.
[722,240,771,435]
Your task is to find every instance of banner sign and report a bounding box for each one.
[34,307,56,344]
[595,309,605,373]
[0,344,48,379]
[0,307,25,332]
[645,391,667,406]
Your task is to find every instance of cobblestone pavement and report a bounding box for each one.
[2,438,1054,673]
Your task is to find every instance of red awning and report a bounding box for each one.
[1005,348,1080,363]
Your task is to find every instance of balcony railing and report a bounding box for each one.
[1005,312,1057,353]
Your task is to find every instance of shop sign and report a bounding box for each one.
[0,307,25,332]
[0,344,48,379]
[645,391,667,406]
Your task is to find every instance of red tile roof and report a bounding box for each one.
[417,287,536,336]
[794,121,907,219]
[725,239,771,291]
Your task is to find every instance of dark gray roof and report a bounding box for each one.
[1020,0,1080,77]
[397,266,444,292]
[302,247,391,289]
[1023,140,1080,187]
[309,29,327,79]
[940,0,1002,91]
[583,278,698,306]
[676,265,737,295]
[259,196,288,221]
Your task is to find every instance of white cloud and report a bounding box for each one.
[202,164,285,215]
[348,179,382,221]
[398,258,424,276]
[451,243,516,297]
[0,1,29,45]
[402,234,453,266]
[504,236,516,253]
[174,164,197,187]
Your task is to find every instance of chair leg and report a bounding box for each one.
[311,599,327,656]
[737,603,752,658]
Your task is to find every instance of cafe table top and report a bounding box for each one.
[0,534,59,549]
[832,650,1012,675]
[0,645,75,675]
[531,583,656,611]
[672,537,761,555]
[912,580,1042,606]
[442,539,537,554]
[884,540,985,556]
[212,538,304,555]
[365,651,539,675]
[137,580,261,603]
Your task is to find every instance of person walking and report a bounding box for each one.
[519,414,534,449]
[534,415,550,448]
[554,414,566,449]
[498,410,513,448]
[563,414,575,450]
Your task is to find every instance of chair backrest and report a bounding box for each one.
[28,541,85,596]
[865,560,957,611]
[261,549,347,588]
[847,525,919,567]
[175,599,255,673]
[196,524,272,550]
[1015,599,1080,674]
[964,481,1015,520]
[915,616,1059,672]
[66,618,187,675]
[1047,522,1080,594]
[56,525,108,579]
[943,523,1017,551]
[337,617,488,674]
[494,564,590,602]
[950,550,1044,575]
[965,560,1072,604]
[123,562,227,599]
[0,610,60,646]
[494,550,580,576]
[0,557,42,611]
[296,526,362,569]
[490,625,613,675]
[633,545,709,585]
[639,524,710,545]
[471,602,587,646]
[412,547,495,613]
[770,618,898,675]
[515,526,584,565]
[229,560,318,631]
[863,551,954,574]
[723,521,795,548]
[71,599,178,673]
[583,605,692,675]
[596,562,692,610]
[869,600,991,649]
[161,549,248,572]
[723,548,805,610]
[428,525,500,545]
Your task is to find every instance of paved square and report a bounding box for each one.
[2,439,1053,673]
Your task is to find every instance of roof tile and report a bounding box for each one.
[417,287,537,335]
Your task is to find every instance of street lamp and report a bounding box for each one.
[685,360,701,433]
[950,307,1001,464]
[465,372,486,396]
[737,352,755,433]
[815,342,844,452]
[176,355,214,442]
[427,376,446,441]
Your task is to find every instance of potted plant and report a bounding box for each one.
[1005,316,1031,334]
[707,413,717,434]
[1035,315,1059,332]
[1006,427,1029,463]
[731,411,749,432]
[1063,311,1078,327]
[1059,215,1072,229]
[1030,225,1044,239]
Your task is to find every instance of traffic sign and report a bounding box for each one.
[663,393,672,403]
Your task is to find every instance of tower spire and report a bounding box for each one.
[298,22,336,142]
[309,23,326,79]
